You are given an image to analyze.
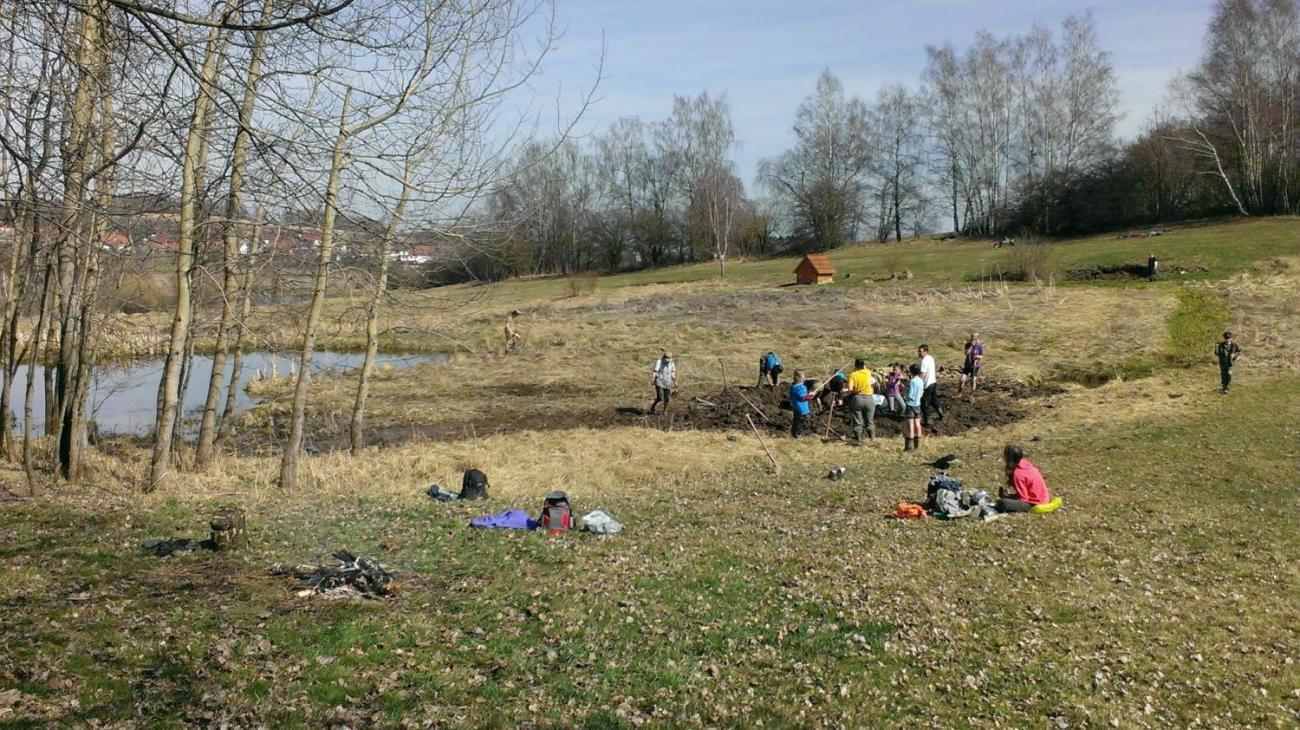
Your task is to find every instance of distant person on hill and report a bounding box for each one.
[787,369,823,438]
[1147,253,1159,281]
[649,352,677,415]
[917,344,943,427]
[986,444,1052,521]
[904,363,924,451]
[1215,331,1241,394]
[504,310,521,353]
[758,351,784,388]
[845,358,876,443]
[958,333,984,394]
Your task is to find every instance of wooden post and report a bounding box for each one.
[746,414,780,475]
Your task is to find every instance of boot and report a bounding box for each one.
[903,437,913,451]
[913,435,922,451]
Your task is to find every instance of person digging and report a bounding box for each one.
[917,344,943,429]
[843,358,877,444]
[758,351,784,388]
[788,369,826,438]
[649,351,678,415]
[958,332,983,394]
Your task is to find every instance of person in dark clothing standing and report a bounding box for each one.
[1147,253,1159,281]
[1215,331,1241,394]
[917,344,942,427]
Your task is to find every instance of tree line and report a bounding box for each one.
[0,0,582,492]
[465,0,1298,281]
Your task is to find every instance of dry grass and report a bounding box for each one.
[3,226,1299,726]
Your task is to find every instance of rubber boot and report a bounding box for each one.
[903,436,912,451]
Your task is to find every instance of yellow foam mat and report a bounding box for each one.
[1030,496,1063,514]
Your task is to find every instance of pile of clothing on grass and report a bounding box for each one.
[272,550,398,600]
[470,491,623,535]
[891,472,1002,522]
[428,469,624,535]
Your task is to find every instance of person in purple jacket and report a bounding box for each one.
[959,332,984,394]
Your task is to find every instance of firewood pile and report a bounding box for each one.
[271,550,398,600]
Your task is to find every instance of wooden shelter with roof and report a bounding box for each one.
[793,253,836,285]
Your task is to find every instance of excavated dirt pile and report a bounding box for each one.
[641,378,1052,439]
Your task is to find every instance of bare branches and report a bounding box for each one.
[100,0,357,31]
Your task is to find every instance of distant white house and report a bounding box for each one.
[390,244,437,265]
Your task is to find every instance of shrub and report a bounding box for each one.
[566,271,598,298]
[105,273,175,314]
[977,241,1055,283]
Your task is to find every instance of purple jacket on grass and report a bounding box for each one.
[469,509,537,530]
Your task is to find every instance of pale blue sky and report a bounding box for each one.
[531,0,1212,186]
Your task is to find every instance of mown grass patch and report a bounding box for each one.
[1166,288,1231,364]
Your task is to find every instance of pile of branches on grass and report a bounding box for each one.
[271,550,399,600]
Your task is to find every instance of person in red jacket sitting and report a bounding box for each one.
[994,444,1051,514]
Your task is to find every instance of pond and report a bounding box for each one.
[9,351,447,437]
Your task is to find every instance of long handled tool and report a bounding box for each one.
[746,414,780,474]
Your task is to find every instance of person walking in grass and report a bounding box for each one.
[504,310,521,353]
[984,443,1052,521]
[1215,331,1241,394]
[958,333,984,394]
[649,352,677,415]
[758,351,784,388]
[904,363,923,451]
[788,369,823,438]
[917,344,943,427]
[844,358,876,443]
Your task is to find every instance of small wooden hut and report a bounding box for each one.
[793,253,836,285]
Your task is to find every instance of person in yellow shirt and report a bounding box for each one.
[844,357,876,443]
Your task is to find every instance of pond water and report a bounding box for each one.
[9,351,446,437]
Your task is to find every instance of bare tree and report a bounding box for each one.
[759,70,873,250]
[148,10,228,491]
[194,0,274,468]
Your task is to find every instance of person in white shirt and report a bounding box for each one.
[650,352,678,415]
[917,344,943,427]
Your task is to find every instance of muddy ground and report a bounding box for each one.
[1065,263,1207,281]
[230,376,1055,454]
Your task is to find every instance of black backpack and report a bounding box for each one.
[460,469,489,500]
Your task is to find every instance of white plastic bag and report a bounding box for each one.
[581,509,623,535]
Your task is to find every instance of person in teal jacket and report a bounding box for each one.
[904,363,924,451]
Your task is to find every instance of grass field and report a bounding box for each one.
[1,218,1298,727]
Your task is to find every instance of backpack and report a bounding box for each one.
[925,472,962,510]
[539,491,573,534]
[460,469,489,500]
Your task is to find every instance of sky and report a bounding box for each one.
[527,0,1214,187]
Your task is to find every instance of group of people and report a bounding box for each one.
[650,336,991,448]
[648,345,1054,518]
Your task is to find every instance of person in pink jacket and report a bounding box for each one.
[995,444,1051,513]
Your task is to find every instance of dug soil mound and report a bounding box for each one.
[233,377,1054,454]
[1065,263,1207,281]
[651,379,1052,439]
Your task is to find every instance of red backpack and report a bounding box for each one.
[539,491,573,534]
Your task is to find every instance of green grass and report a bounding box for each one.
[1166,289,1232,364]
[455,217,1300,300]
[2,374,1297,725]
[4,215,1298,725]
